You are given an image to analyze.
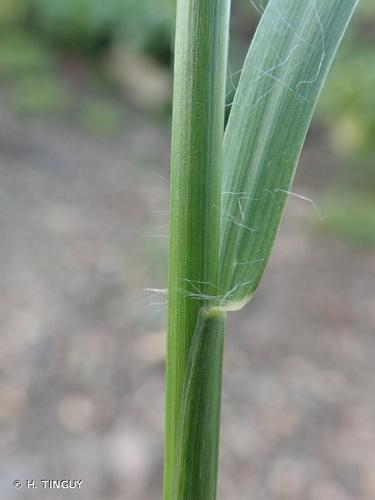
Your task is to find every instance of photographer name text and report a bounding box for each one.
[13,479,83,489]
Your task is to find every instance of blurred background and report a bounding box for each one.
[0,0,374,499]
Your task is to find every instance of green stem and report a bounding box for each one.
[164,0,230,499]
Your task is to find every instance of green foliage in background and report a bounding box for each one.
[315,0,375,246]
[319,0,375,166]
[0,0,173,59]
[320,45,375,163]
[10,75,71,116]
[357,0,375,16]
[0,30,53,75]
[319,194,375,247]
[0,0,26,25]
[31,0,173,59]
[79,99,123,136]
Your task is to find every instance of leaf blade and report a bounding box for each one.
[217,0,358,309]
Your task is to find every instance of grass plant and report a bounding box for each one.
[165,1,358,499]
